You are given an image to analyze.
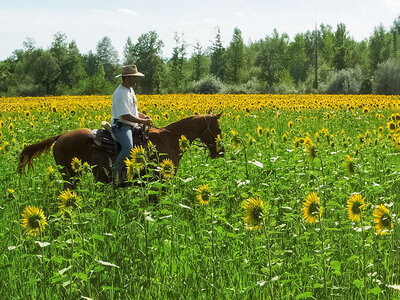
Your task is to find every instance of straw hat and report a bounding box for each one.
[115,65,144,78]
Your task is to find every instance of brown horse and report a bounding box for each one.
[17,113,223,183]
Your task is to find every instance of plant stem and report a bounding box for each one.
[319,217,327,300]
[262,218,274,299]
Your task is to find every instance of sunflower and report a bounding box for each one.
[230,129,241,149]
[71,157,82,173]
[129,145,146,170]
[179,135,190,152]
[160,159,175,179]
[345,155,355,174]
[347,194,365,222]
[288,120,293,128]
[215,134,223,152]
[147,140,157,157]
[58,189,82,215]
[21,205,48,236]
[373,204,393,235]
[388,121,396,131]
[242,197,265,230]
[196,184,211,205]
[304,136,316,159]
[47,165,56,182]
[256,125,263,136]
[302,192,322,224]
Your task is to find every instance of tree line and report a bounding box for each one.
[1,17,400,97]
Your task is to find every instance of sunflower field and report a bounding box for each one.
[1,94,400,299]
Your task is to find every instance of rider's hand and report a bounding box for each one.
[142,118,152,126]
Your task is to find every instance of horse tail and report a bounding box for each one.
[17,134,62,174]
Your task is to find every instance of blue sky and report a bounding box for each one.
[0,0,399,60]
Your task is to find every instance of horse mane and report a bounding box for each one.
[163,114,210,132]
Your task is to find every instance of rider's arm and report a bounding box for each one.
[121,114,152,126]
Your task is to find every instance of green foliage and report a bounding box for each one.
[322,67,362,94]
[373,58,400,94]
[189,74,224,94]
[226,27,244,83]
[209,28,226,81]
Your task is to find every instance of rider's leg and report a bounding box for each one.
[112,124,133,182]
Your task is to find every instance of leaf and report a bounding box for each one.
[388,285,400,290]
[368,287,381,295]
[59,265,72,275]
[96,260,120,268]
[92,234,104,241]
[35,241,51,248]
[330,260,341,270]
[296,291,313,299]
[248,160,263,168]
[353,279,363,289]
[178,203,192,210]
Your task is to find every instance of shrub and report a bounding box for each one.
[322,67,362,94]
[373,58,400,95]
[190,75,224,94]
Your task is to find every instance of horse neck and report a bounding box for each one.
[165,116,206,142]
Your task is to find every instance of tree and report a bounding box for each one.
[132,31,164,94]
[96,36,119,82]
[83,50,98,77]
[168,32,187,92]
[333,23,349,70]
[369,24,392,72]
[256,29,289,88]
[287,34,308,83]
[226,27,244,83]
[123,36,135,64]
[191,41,206,81]
[209,28,226,81]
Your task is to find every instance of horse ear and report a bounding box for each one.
[195,112,199,115]
[215,112,223,119]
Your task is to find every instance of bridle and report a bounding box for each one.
[150,116,219,149]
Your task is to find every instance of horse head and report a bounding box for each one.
[198,112,224,159]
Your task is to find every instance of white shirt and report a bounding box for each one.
[111,85,139,127]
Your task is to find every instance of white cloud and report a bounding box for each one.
[382,0,400,11]
[117,8,138,16]
[235,12,246,18]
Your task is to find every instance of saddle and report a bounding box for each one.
[91,121,149,154]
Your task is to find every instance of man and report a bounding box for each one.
[111,64,152,183]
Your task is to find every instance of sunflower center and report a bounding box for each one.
[28,215,41,229]
[66,198,78,208]
[251,206,263,223]
[351,202,362,215]
[381,213,391,228]
[309,202,320,216]
[201,190,211,202]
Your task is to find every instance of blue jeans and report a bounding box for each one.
[112,123,133,180]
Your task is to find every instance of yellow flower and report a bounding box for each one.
[58,189,82,215]
[129,145,146,170]
[47,165,56,182]
[345,155,355,174]
[230,130,241,148]
[196,184,211,205]
[256,125,263,136]
[288,120,293,128]
[179,135,190,152]
[160,159,175,179]
[347,194,365,222]
[388,121,396,131]
[373,204,393,235]
[21,205,48,236]
[304,136,316,159]
[71,157,82,173]
[147,140,157,157]
[242,197,265,230]
[302,192,322,224]
[215,134,223,152]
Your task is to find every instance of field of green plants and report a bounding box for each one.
[1,95,400,299]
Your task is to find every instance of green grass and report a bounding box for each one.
[1,106,400,299]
